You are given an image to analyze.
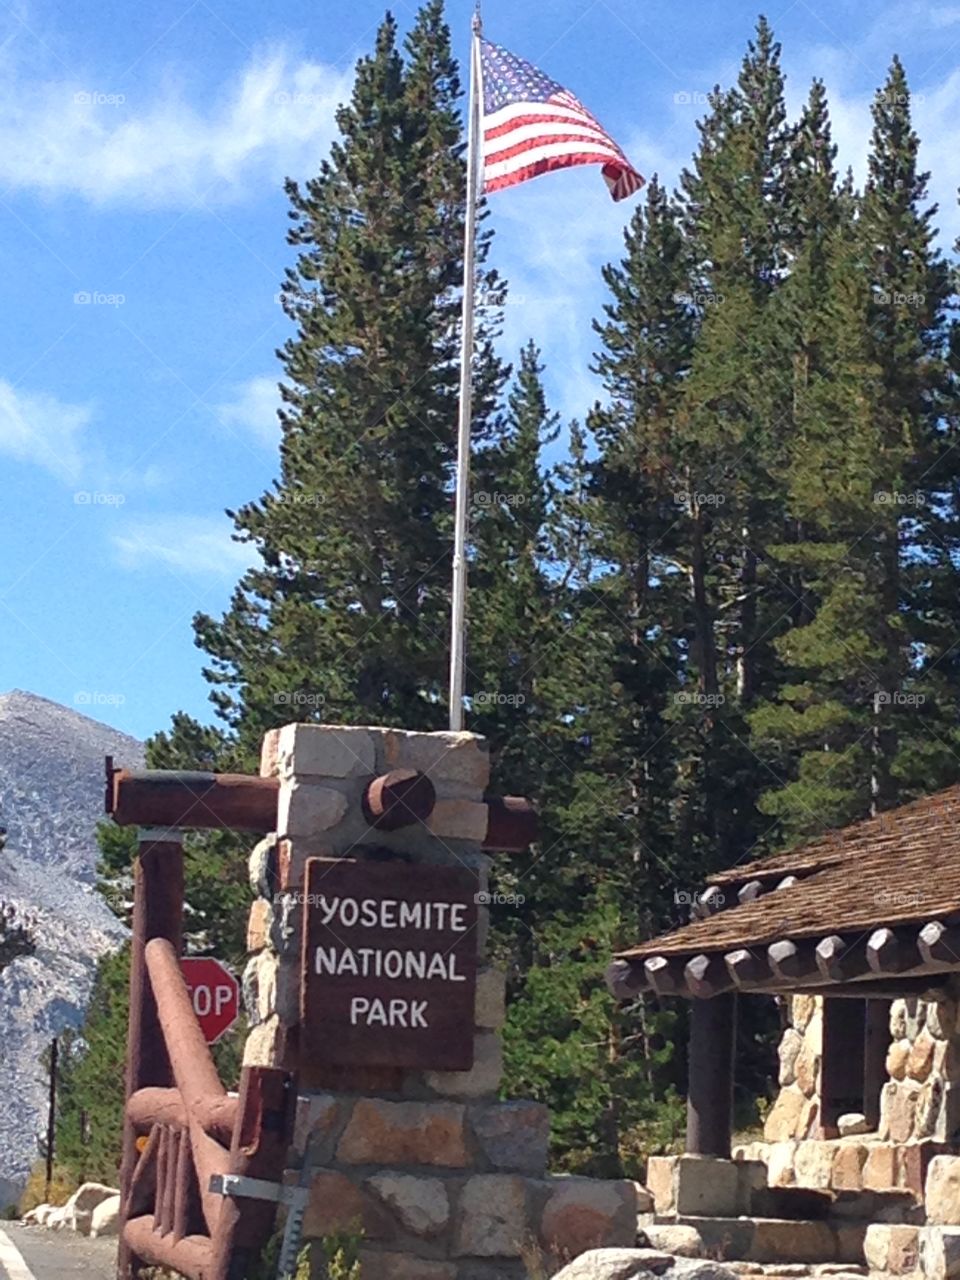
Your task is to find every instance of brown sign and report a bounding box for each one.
[300,858,479,1070]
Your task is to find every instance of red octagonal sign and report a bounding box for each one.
[181,957,240,1044]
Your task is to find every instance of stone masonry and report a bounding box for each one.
[242,723,636,1280]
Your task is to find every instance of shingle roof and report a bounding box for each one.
[616,783,960,962]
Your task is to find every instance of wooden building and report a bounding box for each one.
[608,785,960,1276]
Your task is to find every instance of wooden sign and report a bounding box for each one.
[301,857,479,1070]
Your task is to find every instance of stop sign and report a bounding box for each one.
[181,957,240,1044]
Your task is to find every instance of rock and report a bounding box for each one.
[885,1080,922,1144]
[918,1079,945,1140]
[863,1144,898,1191]
[424,1032,503,1099]
[927,1156,960,1225]
[470,1100,550,1174]
[259,728,280,777]
[794,1040,820,1096]
[277,781,349,838]
[632,1181,654,1214]
[304,1171,395,1240]
[891,1000,908,1040]
[358,1250,455,1280]
[22,1203,52,1226]
[61,1183,120,1235]
[673,1156,741,1216]
[45,1206,69,1230]
[247,834,278,898]
[837,1113,870,1137]
[292,1093,341,1159]
[863,1223,919,1274]
[426,799,489,842]
[905,997,926,1040]
[886,1040,911,1081]
[921,1226,960,1280]
[277,723,375,778]
[254,950,279,1021]
[246,898,271,951]
[792,995,816,1031]
[832,1143,866,1191]
[794,1140,836,1190]
[242,1013,284,1067]
[540,1177,636,1257]
[909,1027,938,1082]
[764,1086,808,1142]
[90,1194,121,1238]
[366,1173,449,1237]
[337,1099,469,1168]
[750,1218,835,1264]
[383,729,490,792]
[645,1156,677,1213]
[474,967,506,1029]
[551,1249,733,1280]
[929,1001,958,1040]
[766,1141,797,1187]
[778,1028,803,1086]
[638,1224,704,1257]
[455,1175,527,1257]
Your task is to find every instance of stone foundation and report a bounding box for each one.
[243,722,636,1277]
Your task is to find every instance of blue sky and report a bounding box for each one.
[2,0,959,743]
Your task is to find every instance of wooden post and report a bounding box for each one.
[863,999,890,1130]
[685,993,736,1157]
[118,831,184,1280]
[45,1037,58,1202]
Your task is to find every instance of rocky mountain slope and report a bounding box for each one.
[0,690,143,1208]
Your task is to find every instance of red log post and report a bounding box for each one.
[118,832,184,1280]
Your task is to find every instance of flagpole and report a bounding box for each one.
[448,6,483,732]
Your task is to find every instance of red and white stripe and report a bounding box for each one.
[482,94,644,202]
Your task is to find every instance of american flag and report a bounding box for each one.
[480,39,644,203]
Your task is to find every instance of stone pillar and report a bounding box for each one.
[686,992,736,1157]
[243,723,636,1280]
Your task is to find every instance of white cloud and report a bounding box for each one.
[112,514,253,575]
[0,379,92,483]
[214,375,281,447]
[0,47,350,207]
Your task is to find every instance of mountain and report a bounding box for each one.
[0,691,143,1208]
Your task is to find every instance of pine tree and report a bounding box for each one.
[191,3,506,754]
[751,59,960,836]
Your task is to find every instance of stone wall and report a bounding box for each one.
[733,987,960,1208]
[241,722,636,1279]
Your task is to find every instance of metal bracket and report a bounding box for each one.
[209,1173,308,1208]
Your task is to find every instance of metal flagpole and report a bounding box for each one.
[448,5,483,732]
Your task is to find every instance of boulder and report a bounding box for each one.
[837,1113,870,1137]
[927,1156,960,1225]
[90,1195,121,1239]
[61,1182,119,1235]
[540,1177,636,1258]
[22,1203,53,1226]
[637,1224,704,1258]
[551,1250,739,1280]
